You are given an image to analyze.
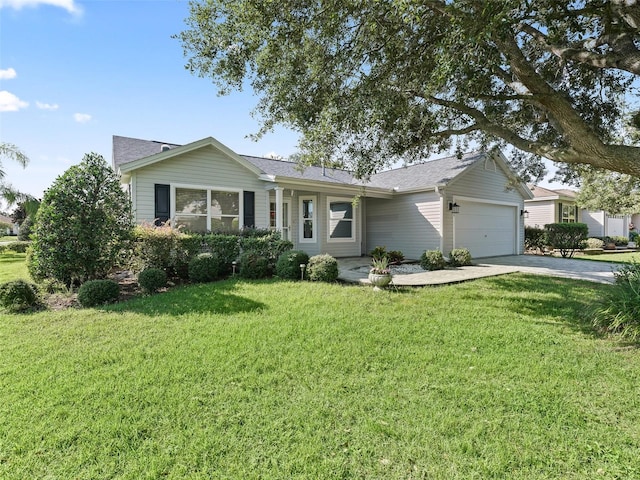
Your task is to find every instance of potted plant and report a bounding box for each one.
[368,256,392,289]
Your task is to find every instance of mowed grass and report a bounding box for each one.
[575,251,640,264]
[1,274,640,478]
[0,252,30,283]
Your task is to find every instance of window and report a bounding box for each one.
[299,196,316,242]
[210,191,239,230]
[174,186,240,232]
[559,203,577,223]
[328,198,355,241]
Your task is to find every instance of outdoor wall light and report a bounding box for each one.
[448,202,460,214]
[520,209,529,218]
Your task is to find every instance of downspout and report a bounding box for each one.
[435,185,445,253]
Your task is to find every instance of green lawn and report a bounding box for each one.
[0,236,17,242]
[0,252,30,283]
[1,269,640,478]
[575,251,640,264]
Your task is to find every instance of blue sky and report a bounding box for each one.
[1,0,562,209]
[0,0,301,203]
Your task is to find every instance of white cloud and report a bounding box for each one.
[264,151,284,160]
[0,90,28,112]
[0,0,82,15]
[73,112,91,123]
[0,68,17,80]
[36,101,59,111]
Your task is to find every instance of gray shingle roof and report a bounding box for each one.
[240,155,362,186]
[112,136,484,191]
[366,151,484,192]
[112,135,181,170]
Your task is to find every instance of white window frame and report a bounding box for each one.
[299,195,316,243]
[326,196,356,243]
[171,183,243,231]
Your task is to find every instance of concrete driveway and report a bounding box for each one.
[338,254,621,286]
[478,255,621,284]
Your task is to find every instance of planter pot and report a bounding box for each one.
[368,273,392,288]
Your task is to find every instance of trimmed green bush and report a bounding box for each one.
[420,250,446,271]
[28,153,133,287]
[239,252,270,279]
[77,279,120,308]
[593,260,640,340]
[545,223,588,258]
[525,226,547,253]
[307,254,339,282]
[18,215,33,241]
[610,235,629,247]
[203,234,240,274]
[133,224,202,277]
[387,250,404,264]
[275,250,310,280]
[449,248,472,267]
[0,280,42,313]
[138,268,167,293]
[585,238,604,249]
[188,253,222,283]
[6,241,30,253]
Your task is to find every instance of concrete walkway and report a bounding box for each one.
[338,255,620,286]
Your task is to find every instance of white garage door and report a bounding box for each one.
[454,201,517,258]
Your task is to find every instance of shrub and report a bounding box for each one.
[0,280,42,313]
[239,252,270,279]
[18,215,34,241]
[593,260,640,340]
[239,231,292,274]
[420,250,446,271]
[610,235,629,247]
[387,250,404,264]
[203,234,240,274]
[449,248,472,267]
[188,253,222,283]
[77,279,120,308]
[307,254,339,282]
[631,231,639,242]
[173,235,203,279]
[370,246,387,260]
[585,237,604,249]
[275,250,310,280]
[133,224,202,277]
[544,223,588,258]
[6,241,30,253]
[28,153,133,286]
[138,268,167,293]
[525,226,547,253]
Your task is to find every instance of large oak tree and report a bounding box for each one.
[177,0,640,179]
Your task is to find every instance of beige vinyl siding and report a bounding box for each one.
[443,161,526,255]
[524,201,556,228]
[282,191,362,257]
[366,192,442,260]
[131,145,268,228]
[582,210,606,237]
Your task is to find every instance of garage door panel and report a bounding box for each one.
[454,201,516,258]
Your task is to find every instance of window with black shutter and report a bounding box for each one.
[243,191,255,228]
[154,184,170,225]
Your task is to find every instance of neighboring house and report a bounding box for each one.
[0,214,18,236]
[525,185,631,238]
[113,135,533,259]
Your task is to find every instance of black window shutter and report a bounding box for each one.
[243,191,255,228]
[154,184,170,225]
[558,202,563,223]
